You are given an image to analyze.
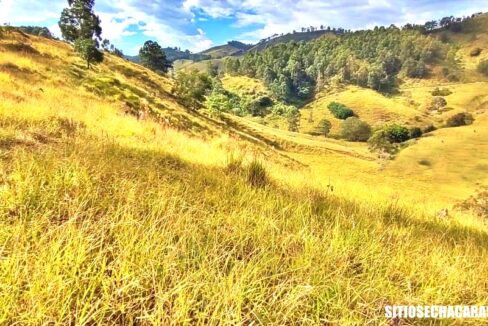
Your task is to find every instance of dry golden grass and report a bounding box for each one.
[222,75,270,97]
[0,29,488,325]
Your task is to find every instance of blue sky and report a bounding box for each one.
[1,0,488,55]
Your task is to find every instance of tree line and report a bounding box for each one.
[223,26,451,101]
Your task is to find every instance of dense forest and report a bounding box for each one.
[223,27,450,101]
[222,14,482,101]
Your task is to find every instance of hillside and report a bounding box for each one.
[248,30,333,52]
[1,27,488,325]
[126,47,210,64]
[200,41,252,59]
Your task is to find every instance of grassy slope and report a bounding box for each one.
[173,58,224,73]
[201,44,246,59]
[1,29,488,325]
[220,75,488,208]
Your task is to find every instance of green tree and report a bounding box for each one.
[172,70,212,109]
[206,61,219,77]
[383,124,410,143]
[341,117,371,142]
[74,38,103,68]
[368,130,398,154]
[139,41,172,73]
[316,119,332,136]
[59,0,103,68]
[285,106,300,132]
[59,0,102,44]
[328,102,354,120]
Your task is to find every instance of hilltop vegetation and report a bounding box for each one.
[201,41,253,59]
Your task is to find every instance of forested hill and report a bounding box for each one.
[248,29,333,52]
[221,13,488,102]
[126,47,210,63]
[200,41,253,59]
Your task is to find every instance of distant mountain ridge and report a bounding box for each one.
[126,47,210,64]
[200,41,253,59]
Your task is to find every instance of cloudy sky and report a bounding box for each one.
[1,0,487,55]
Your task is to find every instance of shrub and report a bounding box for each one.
[447,73,460,82]
[256,96,273,108]
[368,130,398,154]
[247,96,273,117]
[287,110,300,132]
[173,70,212,109]
[74,38,104,69]
[205,91,233,113]
[316,119,332,137]
[455,186,488,218]
[431,87,452,96]
[430,97,447,110]
[404,59,427,78]
[328,102,354,120]
[446,112,474,127]
[409,127,423,139]
[382,124,410,143]
[478,60,488,76]
[246,160,268,188]
[423,124,437,133]
[225,153,243,174]
[341,117,371,142]
[271,103,297,116]
[470,48,482,57]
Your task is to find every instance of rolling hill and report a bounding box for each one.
[1,23,488,326]
[200,41,252,59]
[248,30,333,52]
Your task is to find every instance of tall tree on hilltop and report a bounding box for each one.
[59,0,103,68]
[139,41,172,74]
[59,0,102,44]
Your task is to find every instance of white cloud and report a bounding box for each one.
[180,0,488,43]
[1,0,488,55]
[0,0,65,24]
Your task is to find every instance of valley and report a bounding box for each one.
[0,6,487,325]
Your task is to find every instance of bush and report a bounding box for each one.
[455,186,488,218]
[172,70,212,109]
[431,87,452,96]
[246,160,268,188]
[423,124,437,133]
[368,130,398,154]
[341,117,371,142]
[328,102,354,120]
[409,127,423,139]
[316,119,332,137]
[470,48,482,57]
[74,38,104,68]
[430,97,447,110]
[256,96,273,108]
[247,96,273,117]
[271,103,297,116]
[287,110,300,132]
[446,112,474,127]
[478,60,488,76]
[382,124,410,143]
[205,91,233,113]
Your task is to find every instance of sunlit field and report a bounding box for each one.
[0,17,487,326]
